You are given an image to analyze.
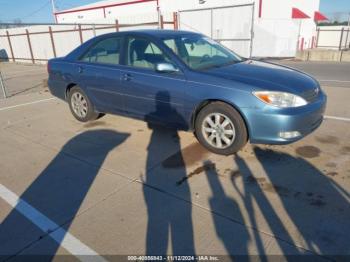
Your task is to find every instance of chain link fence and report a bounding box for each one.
[0,70,7,98]
[0,63,48,99]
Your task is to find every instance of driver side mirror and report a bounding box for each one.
[155,63,179,73]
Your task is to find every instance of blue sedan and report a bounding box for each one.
[48,30,326,155]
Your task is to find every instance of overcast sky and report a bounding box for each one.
[0,0,348,23]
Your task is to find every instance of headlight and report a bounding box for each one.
[253,91,307,108]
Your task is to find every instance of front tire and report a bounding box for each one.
[68,86,100,122]
[195,102,248,155]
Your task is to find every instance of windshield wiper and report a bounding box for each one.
[198,60,242,71]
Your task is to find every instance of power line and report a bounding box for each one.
[21,1,51,20]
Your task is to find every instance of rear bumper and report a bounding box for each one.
[48,79,67,101]
[243,92,327,145]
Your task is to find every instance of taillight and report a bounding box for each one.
[47,62,51,74]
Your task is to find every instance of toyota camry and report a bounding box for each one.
[48,30,326,155]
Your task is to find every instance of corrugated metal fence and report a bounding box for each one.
[178,3,255,58]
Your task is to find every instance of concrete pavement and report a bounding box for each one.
[0,61,349,261]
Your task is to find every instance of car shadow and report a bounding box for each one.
[142,91,196,256]
[0,129,129,260]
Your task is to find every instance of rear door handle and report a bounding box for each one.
[78,66,84,74]
[122,73,133,81]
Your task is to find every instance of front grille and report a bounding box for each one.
[302,88,320,102]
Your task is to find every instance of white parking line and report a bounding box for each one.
[319,79,350,83]
[0,98,56,112]
[0,184,107,262]
[325,115,350,122]
[3,69,47,78]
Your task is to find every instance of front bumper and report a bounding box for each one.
[243,92,327,145]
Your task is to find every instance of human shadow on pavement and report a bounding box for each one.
[232,153,301,260]
[252,147,350,258]
[0,129,129,260]
[143,91,196,256]
[231,147,350,259]
[203,160,250,260]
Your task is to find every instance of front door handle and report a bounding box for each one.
[78,66,84,74]
[122,73,133,81]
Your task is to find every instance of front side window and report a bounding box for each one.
[127,37,171,70]
[163,39,178,54]
[162,35,243,70]
[80,37,122,65]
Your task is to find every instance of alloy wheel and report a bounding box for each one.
[71,92,88,118]
[201,113,236,149]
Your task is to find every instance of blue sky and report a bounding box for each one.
[320,0,349,14]
[0,0,349,23]
[0,0,97,22]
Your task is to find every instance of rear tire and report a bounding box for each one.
[68,86,101,122]
[195,102,248,155]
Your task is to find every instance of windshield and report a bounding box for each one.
[162,35,243,70]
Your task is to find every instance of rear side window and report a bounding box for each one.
[80,37,122,65]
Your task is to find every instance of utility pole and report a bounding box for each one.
[157,0,161,29]
[51,0,57,23]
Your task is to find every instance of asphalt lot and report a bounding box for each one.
[273,60,350,88]
[0,61,349,260]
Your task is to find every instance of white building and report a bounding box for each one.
[53,0,326,57]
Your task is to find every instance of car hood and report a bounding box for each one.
[203,60,319,95]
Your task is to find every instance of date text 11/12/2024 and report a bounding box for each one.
[127,255,219,261]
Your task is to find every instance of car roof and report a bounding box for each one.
[99,29,202,39]
[65,29,202,60]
